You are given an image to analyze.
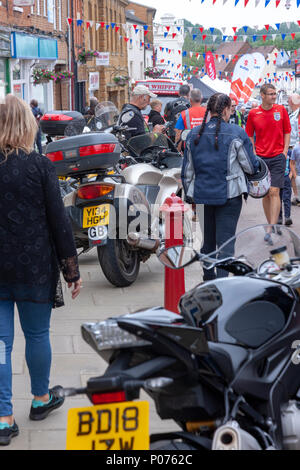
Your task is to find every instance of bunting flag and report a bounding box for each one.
[67,17,72,25]
[76,19,83,26]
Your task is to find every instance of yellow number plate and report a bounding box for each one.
[66,401,149,450]
[83,204,110,228]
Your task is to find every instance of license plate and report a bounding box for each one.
[83,204,110,228]
[66,401,149,450]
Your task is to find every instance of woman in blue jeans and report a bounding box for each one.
[182,93,259,280]
[0,95,82,445]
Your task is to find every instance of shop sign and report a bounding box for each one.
[96,52,110,67]
[13,0,34,5]
[135,79,183,96]
[89,72,99,91]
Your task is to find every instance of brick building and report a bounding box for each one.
[0,0,75,111]
[81,0,129,111]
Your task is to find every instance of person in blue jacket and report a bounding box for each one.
[182,93,259,281]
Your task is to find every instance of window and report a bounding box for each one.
[36,0,40,14]
[58,0,62,30]
[53,0,56,29]
[43,0,47,16]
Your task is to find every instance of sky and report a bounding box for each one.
[132,0,300,32]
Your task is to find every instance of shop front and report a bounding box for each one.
[0,31,11,99]
[10,32,57,112]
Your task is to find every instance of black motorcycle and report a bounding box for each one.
[61,224,300,450]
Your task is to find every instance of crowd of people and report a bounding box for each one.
[1,82,300,445]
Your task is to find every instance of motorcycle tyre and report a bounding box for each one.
[150,440,197,450]
[97,239,140,287]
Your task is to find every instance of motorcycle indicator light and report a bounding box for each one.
[41,114,73,121]
[81,320,150,353]
[79,144,116,156]
[77,184,114,200]
[46,150,64,162]
[91,391,126,405]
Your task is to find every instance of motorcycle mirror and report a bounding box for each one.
[158,245,198,269]
[121,111,134,124]
[181,130,191,142]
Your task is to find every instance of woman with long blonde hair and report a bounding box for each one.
[0,95,82,445]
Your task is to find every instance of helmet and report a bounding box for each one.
[246,157,271,199]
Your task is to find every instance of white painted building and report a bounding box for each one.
[153,13,184,80]
[125,10,147,85]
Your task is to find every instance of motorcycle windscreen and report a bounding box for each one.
[128,133,169,156]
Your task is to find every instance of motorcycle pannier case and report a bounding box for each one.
[45,133,121,177]
[40,111,83,136]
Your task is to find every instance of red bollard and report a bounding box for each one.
[160,193,188,314]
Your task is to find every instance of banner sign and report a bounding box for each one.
[205,51,216,80]
[96,52,110,66]
[135,79,183,96]
[89,72,99,91]
[230,52,265,103]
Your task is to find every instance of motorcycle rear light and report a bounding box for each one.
[81,320,151,353]
[77,184,114,199]
[46,151,64,162]
[79,144,116,156]
[91,391,126,405]
[41,114,73,121]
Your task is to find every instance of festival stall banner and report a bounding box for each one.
[241,52,265,101]
[205,51,217,80]
[230,53,253,102]
[230,52,265,103]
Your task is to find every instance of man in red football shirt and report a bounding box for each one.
[246,84,291,243]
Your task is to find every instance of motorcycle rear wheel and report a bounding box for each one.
[97,239,140,287]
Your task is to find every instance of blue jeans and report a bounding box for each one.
[201,196,243,280]
[0,298,52,416]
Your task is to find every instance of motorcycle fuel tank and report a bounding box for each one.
[179,276,294,348]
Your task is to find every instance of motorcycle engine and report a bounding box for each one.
[281,401,300,450]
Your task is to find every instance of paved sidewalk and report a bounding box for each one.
[4,198,300,450]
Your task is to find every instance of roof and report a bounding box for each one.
[251,45,277,58]
[188,76,217,100]
[214,41,251,75]
[126,1,156,13]
[125,10,146,25]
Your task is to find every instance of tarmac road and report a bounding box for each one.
[4,196,300,450]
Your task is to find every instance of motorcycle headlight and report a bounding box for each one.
[81,320,151,353]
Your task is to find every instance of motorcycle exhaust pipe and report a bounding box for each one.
[212,421,262,450]
[127,232,160,251]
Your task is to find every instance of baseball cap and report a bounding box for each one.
[131,85,157,98]
[289,93,300,106]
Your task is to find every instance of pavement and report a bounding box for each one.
[4,197,300,450]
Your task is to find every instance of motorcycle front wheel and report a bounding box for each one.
[97,239,140,287]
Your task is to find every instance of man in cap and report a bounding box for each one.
[118,85,165,140]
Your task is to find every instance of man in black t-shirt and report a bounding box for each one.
[118,85,165,140]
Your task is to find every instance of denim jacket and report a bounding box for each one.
[182,118,259,205]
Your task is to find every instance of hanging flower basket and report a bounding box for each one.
[53,71,74,82]
[144,67,163,79]
[113,75,130,87]
[31,68,53,85]
[77,49,100,64]
[32,68,73,85]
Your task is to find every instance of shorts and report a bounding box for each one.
[259,153,286,189]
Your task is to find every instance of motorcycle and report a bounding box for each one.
[44,102,190,288]
[60,224,300,450]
